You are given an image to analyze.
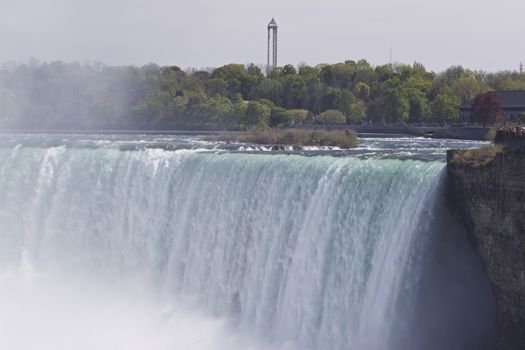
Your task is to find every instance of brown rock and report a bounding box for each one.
[447,144,525,350]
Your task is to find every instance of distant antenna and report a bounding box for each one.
[520,61,523,74]
[389,47,392,65]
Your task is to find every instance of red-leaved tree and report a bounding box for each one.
[471,92,503,127]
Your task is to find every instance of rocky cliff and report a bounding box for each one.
[447,137,525,350]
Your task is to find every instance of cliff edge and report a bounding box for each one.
[447,129,525,350]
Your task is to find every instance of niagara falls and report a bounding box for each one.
[0,134,496,350]
[3,0,525,347]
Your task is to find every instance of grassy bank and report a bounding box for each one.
[448,145,503,167]
[213,128,358,149]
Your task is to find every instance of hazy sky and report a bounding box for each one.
[1,0,523,72]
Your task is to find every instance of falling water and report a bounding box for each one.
[0,135,494,350]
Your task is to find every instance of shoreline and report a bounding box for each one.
[0,125,496,141]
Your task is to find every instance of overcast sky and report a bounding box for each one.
[0,0,523,72]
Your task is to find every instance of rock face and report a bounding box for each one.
[447,142,525,350]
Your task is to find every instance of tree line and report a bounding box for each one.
[1,59,524,130]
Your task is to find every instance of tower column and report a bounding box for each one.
[267,18,278,75]
[273,27,277,68]
[267,28,271,74]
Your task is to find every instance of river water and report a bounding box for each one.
[0,134,495,350]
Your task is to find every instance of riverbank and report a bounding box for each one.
[0,125,497,142]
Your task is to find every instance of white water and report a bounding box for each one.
[0,142,494,350]
[0,257,267,350]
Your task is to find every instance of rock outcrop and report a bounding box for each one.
[447,136,525,350]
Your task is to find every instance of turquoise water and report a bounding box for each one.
[0,135,494,350]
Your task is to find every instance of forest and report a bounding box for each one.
[1,59,524,130]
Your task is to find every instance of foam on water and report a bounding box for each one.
[0,138,495,350]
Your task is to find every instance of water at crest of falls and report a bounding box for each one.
[0,134,495,350]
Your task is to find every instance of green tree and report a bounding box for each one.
[382,88,409,122]
[320,87,342,112]
[375,64,395,82]
[212,64,246,81]
[485,71,525,90]
[267,67,282,79]
[246,63,263,78]
[304,77,324,114]
[318,109,346,124]
[181,75,205,95]
[240,63,264,100]
[354,59,376,85]
[298,65,318,77]
[355,82,370,100]
[366,100,383,123]
[205,78,228,97]
[184,94,207,125]
[240,74,261,100]
[281,75,307,109]
[211,64,246,95]
[332,63,355,88]
[431,93,460,121]
[232,93,243,104]
[406,89,431,122]
[231,101,247,129]
[256,98,276,109]
[191,70,211,81]
[338,89,355,115]
[403,63,434,93]
[288,109,310,124]
[244,101,271,127]
[451,76,486,104]
[269,107,291,127]
[348,101,366,124]
[139,89,179,125]
[319,64,335,86]
[199,96,233,127]
[256,79,282,105]
[281,64,297,76]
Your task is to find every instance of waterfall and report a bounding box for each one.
[0,145,494,350]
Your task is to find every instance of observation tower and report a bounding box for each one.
[267,18,278,74]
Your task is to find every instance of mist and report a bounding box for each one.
[0,61,159,130]
[0,255,274,350]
